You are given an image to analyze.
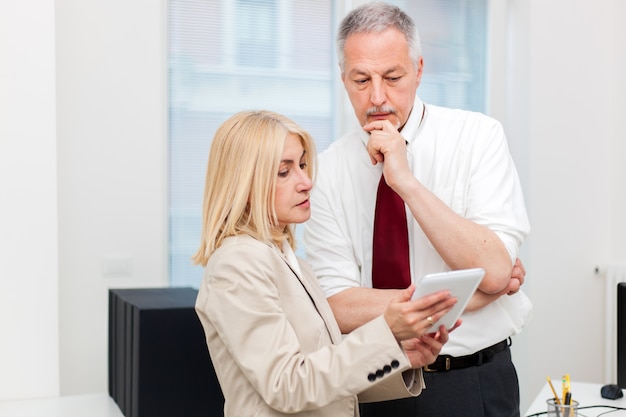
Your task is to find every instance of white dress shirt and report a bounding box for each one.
[303,96,532,356]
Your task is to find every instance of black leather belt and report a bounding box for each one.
[423,339,509,372]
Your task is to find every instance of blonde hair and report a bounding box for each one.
[192,110,317,266]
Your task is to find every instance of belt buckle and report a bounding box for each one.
[424,357,450,372]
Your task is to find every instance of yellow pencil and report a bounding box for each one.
[547,376,561,405]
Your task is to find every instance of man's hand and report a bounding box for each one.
[485,257,526,297]
[363,120,412,190]
[465,258,527,311]
[505,257,526,295]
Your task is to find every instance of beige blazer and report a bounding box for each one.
[195,235,424,417]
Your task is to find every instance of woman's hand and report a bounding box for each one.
[383,284,457,342]
[401,320,460,368]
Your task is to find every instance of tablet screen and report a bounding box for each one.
[411,268,485,331]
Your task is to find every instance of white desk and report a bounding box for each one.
[525,381,626,416]
[0,393,124,417]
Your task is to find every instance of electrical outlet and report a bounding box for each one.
[102,255,133,278]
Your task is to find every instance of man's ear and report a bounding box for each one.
[416,56,424,85]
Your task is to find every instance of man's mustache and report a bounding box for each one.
[366,106,397,116]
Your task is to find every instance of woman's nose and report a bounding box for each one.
[297,170,312,191]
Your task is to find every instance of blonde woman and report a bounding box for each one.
[193,110,458,417]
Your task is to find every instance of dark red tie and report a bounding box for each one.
[372,175,411,289]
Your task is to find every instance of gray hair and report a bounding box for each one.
[336,2,422,73]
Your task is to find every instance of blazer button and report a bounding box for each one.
[368,373,377,382]
[383,365,392,374]
[375,369,384,379]
[391,360,400,369]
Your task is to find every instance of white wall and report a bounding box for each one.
[55,0,168,395]
[492,0,533,410]
[515,0,626,410]
[2,0,626,413]
[612,2,626,257]
[0,0,60,401]
[1,0,167,400]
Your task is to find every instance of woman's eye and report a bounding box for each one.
[299,163,307,169]
[278,170,289,178]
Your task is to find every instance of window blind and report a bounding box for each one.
[168,0,487,288]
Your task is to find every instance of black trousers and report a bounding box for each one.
[359,344,520,417]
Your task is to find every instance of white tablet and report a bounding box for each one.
[411,267,485,331]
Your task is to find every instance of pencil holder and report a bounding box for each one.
[546,398,579,417]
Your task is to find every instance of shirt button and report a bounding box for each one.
[391,360,400,369]
[368,373,376,382]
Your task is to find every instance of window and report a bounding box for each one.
[236,0,277,67]
[406,0,488,111]
[168,0,488,288]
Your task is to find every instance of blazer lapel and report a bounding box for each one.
[277,250,342,344]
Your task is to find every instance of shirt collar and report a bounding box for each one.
[400,96,425,144]
[281,240,303,277]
